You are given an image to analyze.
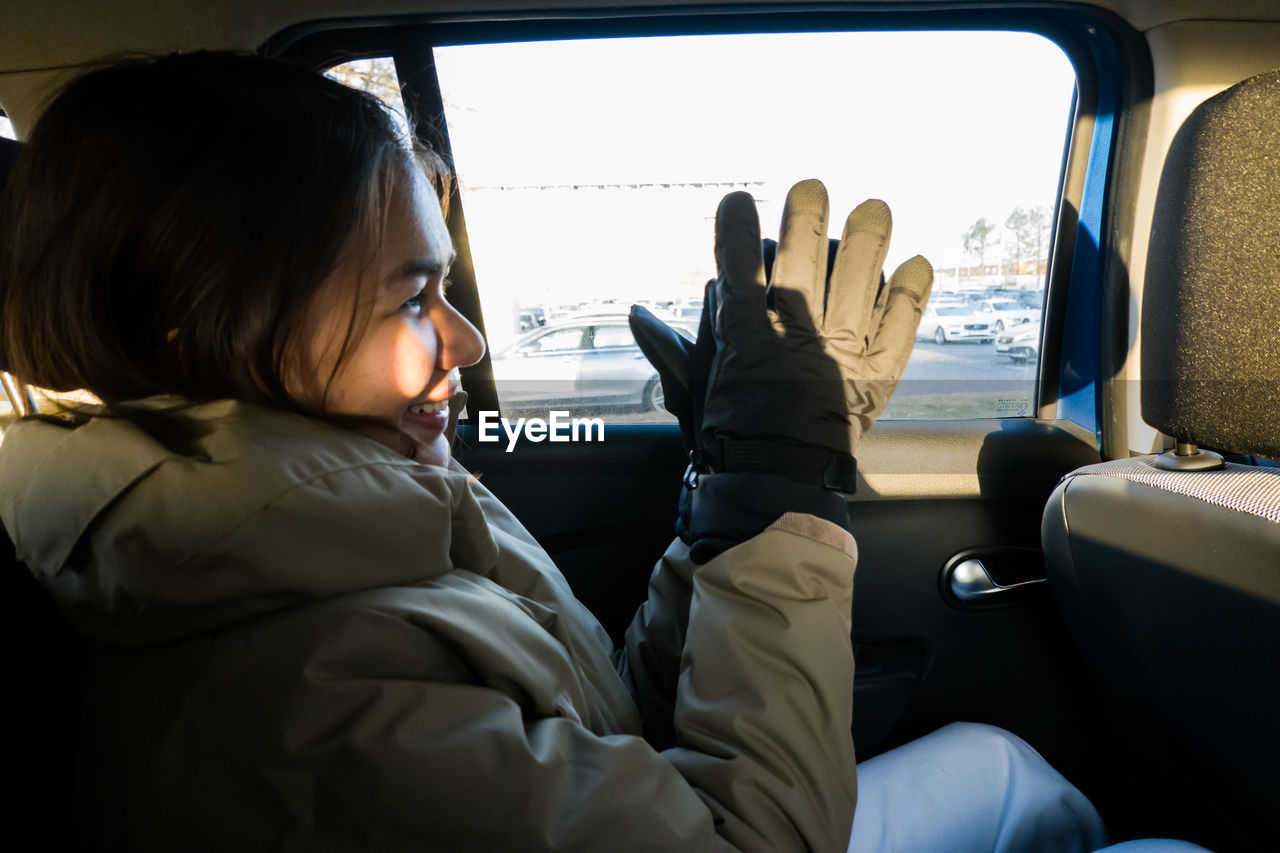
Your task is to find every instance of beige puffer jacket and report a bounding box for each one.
[0,399,857,852]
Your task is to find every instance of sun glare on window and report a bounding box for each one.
[434,31,1075,421]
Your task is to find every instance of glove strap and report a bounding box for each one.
[688,436,857,493]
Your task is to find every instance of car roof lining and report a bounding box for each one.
[3,0,1274,131]
[3,0,1280,73]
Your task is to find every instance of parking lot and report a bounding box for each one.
[885,338,1037,419]
[502,335,1040,425]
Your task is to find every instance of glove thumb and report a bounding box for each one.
[629,305,696,446]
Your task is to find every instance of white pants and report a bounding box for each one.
[849,722,1109,853]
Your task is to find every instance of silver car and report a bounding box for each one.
[994,323,1042,363]
[490,318,695,412]
[917,305,996,344]
[975,299,1041,331]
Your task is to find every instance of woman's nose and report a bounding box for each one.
[433,303,486,371]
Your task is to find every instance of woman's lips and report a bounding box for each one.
[405,398,449,434]
[405,408,448,434]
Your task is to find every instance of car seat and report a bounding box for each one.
[1042,70,1280,852]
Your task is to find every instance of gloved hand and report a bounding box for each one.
[628,236,838,456]
[629,300,712,456]
[706,179,932,463]
[633,179,932,562]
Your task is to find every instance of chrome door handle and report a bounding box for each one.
[946,556,1047,602]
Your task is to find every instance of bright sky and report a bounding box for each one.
[434,31,1076,347]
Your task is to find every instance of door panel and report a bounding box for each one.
[454,418,1107,796]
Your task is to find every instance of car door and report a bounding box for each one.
[490,324,590,408]
[282,4,1145,826]
[578,323,658,410]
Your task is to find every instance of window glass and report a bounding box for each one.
[325,57,410,136]
[591,326,636,349]
[0,111,14,140]
[434,31,1075,422]
[529,328,586,352]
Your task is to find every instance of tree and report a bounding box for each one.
[962,218,996,275]
[1027,205,1051,273]
[1001,205,1053,276]
[1004,207,1033,273]
[325,58,408,126]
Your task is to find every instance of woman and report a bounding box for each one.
[0,51,1111,852]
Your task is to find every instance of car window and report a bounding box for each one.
[591,326,636,349]
[324,57,410,136]
[0,109,14,140]
[434,31,1074,422]
[524,327,586,353]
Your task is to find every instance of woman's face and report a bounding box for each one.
[293,164,485,466]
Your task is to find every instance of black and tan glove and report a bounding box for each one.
[634,179,932,562]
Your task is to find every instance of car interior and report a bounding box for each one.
[1,1,1277,851]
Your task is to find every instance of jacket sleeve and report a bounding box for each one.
[617,534,697,749]
[180,515,858,853]
[621,512,859,850]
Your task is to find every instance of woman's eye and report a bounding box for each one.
[401,276,450,316]
[401,291,427,316]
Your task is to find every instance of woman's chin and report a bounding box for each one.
[412,433,452,468]
[350,418,450,467]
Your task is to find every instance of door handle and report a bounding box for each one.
[941,549,1047,608]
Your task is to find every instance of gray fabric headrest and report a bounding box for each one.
[1141,69,1280,458]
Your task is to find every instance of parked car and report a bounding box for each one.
[664,302,703,323]
[490,319,692,411]
[518,306,546,331]
[975,299,1041,331]
[994,322,1041,363]
[1014,290,1045,311]
[917,305,996,344]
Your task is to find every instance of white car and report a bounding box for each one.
[976,299,1041,331]
[994,323,1042,363]
[663,303,704,324]
[917,305,996,344]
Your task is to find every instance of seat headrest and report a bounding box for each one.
[1141,69,1280,459]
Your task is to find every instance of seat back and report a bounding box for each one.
[1043,70,1280,852]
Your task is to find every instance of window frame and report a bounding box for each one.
[271,5,1150,448]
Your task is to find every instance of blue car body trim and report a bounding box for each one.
[1058,21,1122,441]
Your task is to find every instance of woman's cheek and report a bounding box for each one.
[391,322,438,396]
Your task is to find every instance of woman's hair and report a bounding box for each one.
[0,51,450,420]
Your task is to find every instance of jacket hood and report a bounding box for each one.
[0,399,501,646]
